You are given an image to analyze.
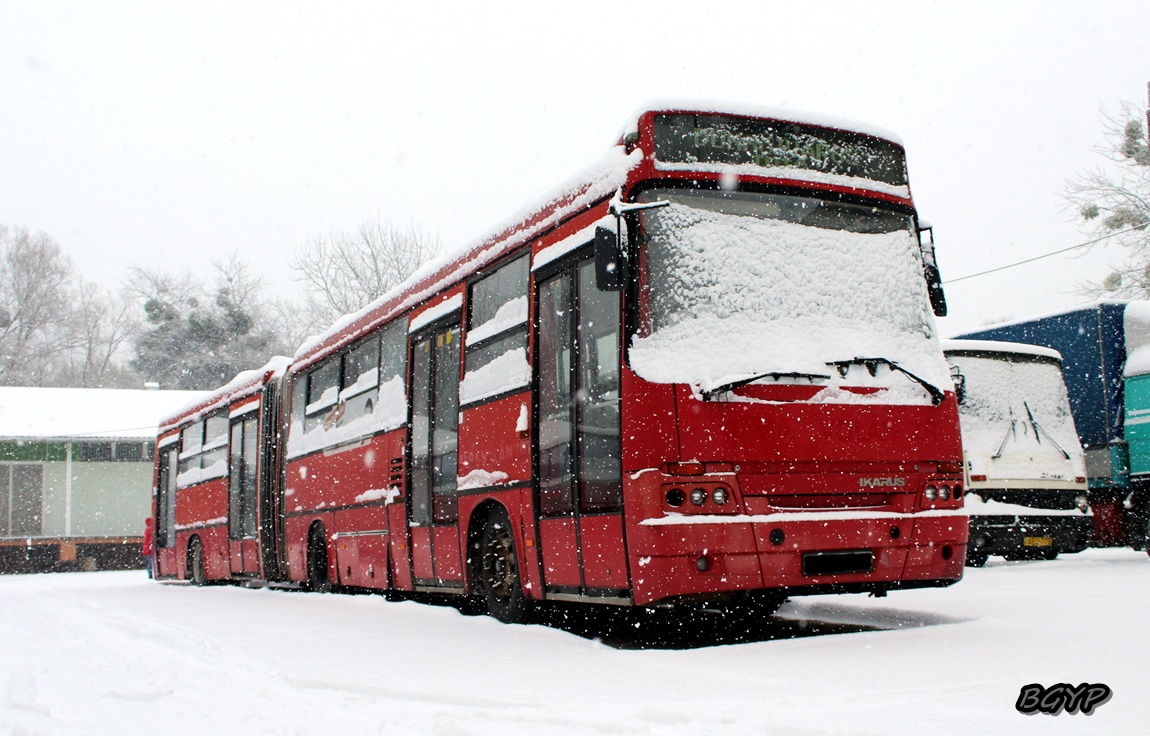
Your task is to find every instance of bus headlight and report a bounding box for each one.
[938,485,951,501]
[1075,495,1090,512]
[690,488,707,506]
[924,485,938,501]
[712,487,729,505]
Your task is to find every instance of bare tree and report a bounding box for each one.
[0,225,75,385]
[59,280,138,387]
[292,219,440,334]
[1066,97,1150,297]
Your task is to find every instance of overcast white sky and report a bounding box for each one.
[1,1,1147,336]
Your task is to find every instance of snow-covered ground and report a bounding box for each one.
[2,549,1146,735]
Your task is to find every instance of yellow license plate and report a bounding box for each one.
[1023,536,1053,547]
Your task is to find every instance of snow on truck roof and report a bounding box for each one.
[1123,301,1150,377]
[941,338,1063,362]
[0,387,209,442]
[955,299,1134,334]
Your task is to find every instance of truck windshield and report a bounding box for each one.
[948,352,1084,480]
[630,188,948,400]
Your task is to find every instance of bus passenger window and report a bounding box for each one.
[462,254,530,405]
[340,336,381,425]
[304,359,339,433]
[377,319,409,431]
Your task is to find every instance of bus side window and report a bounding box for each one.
[290,375,306,443]
[340,335,381,425]
[304,358,339,434]
[378,319,409,430]
[461,254,530,405]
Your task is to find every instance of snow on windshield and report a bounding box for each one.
[946,351,1085,482]
[628,190,949,401]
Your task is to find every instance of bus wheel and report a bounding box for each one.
[480,509,535,624]
[307,525,332,593]
[187,538,206,585]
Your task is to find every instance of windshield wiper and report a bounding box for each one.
[826,357,946,406]
[701,370,831,401]
[991,409,1018,459]
[1024,401,1070,459]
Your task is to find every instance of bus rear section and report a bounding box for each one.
[152,359,288,584]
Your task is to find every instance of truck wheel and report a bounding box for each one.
[187,538,206,585]
[479,508,535,624]
[965,552,988,568]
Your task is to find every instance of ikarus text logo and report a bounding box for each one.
[859,477,907,488]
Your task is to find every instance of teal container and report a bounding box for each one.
[1124,372,1150,477]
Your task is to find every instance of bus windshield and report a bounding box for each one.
[630,188,949,400]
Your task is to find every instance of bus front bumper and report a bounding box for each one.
[630,511,968,607]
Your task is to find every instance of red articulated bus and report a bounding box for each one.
[153,103,968,622]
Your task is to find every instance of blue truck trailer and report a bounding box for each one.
[957,301,1150,549]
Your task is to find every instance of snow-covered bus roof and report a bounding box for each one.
[290,103,914,373]
[941,338,1063,363]
[615,99,906,147]
[0,387,209,442]
[157,356,291,434]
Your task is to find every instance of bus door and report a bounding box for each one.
[535,257,629,598]
[155,443,178,576]
[227,411,260,576]
[409,319,465,588]
[258,379,288,581]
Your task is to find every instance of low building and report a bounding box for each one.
[0,387,207,573]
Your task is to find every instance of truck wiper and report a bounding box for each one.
[701,370,831,401]
[826,356,946,406]
[991,409,1018,460]
[1024,400,1070,459]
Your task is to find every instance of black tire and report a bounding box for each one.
[965,552,988,568]
[187,537,206,585]
[1145,515,1150,559]
[307,524,332,593]
[479,508,535,624]
[1041,550,1059,561]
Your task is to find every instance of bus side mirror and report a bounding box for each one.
[926,264,948,317]
[918,223,947,317]
[595,225,627,291]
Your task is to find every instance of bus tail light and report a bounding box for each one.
[712,487,729,505]
[690,488,707,506]
[938,460,964,474]
[668,461,705,476]
[970,474,987,482]
[924,485,938,501]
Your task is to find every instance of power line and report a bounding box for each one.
[943,223,1147,285]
